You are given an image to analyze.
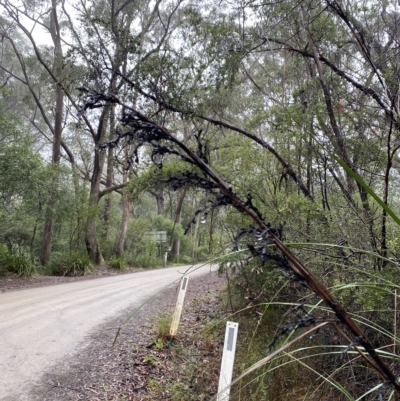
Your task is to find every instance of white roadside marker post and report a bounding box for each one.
[217,321,239,401]
[170,275,190,337]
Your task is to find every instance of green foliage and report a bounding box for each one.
[215,242,400,400]
[132,241,159,268]
[179,254,194,264]
[48,252,93,276]
[3,1,400,397]
[153,215,193,262]
[124,217,160,268]
[336,157,400,227]
[0,245,37,277]
[128,161,196,199]
[155,313,172,340]
[0,139,48,251]
[0,141,44,199]
[0,106,88,264]
[108,256,127,270]
[153,215,183,242]
[98,193,123,257]
[122,213,195,266]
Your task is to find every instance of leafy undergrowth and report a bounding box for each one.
[142,295,224,401]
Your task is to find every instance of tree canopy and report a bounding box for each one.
[2,0,400,398]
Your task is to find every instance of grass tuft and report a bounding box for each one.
[48,252,93,276]
[0,247,37,277]
[108,256,127,270]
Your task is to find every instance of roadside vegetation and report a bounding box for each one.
[213,256,400,400]
[2,0,400,398]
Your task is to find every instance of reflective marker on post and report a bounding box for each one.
[170,276,190,337]
[217,321,239,401]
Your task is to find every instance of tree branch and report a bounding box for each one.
[116,72,314,201]
[98,182,129,199]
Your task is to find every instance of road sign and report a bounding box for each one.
[143,231,167,242]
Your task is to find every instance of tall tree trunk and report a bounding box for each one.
[103,101,116,242]
[171,187,187,262]
[41,216,55,266]
[85,105,110,264]
[192,211,200,260]
[381,118,396,268]
[40,0,63,266]
[70,163,84,252]
[149,188,164,215]
[116,171,130,258]
[156,190,164,215]
[305,132,312,240]
[86,148,106,264]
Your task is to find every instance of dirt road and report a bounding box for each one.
[0,264,215,401]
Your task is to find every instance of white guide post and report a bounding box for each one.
[217,321,239,401]
[170,275,190,337]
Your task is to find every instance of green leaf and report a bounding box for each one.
[335,157,400,227]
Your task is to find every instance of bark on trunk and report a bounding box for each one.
[40,217,55,266]
[171,187,187,262]
[103,101,116,241]
[156,191,165,215]
[85,142,107,264]
[191,212,200,260]
[40,1,63,266]
[70,164,83,252]
[116,171,130,258]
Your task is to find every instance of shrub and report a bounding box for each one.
[179,255,194,264]
[193,245,210,261]
[108,256,127,270]
[0,246,37,277]
[132,241,159,268]
[48,252,93,276]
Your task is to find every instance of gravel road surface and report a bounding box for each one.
[0,264,215,401]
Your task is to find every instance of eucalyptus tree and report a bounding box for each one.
[237,0,400,260]
[78,83,400,397]
[0,96,52,264]
[154,0,400,260]
[0,0,78,265]
[67,0,185,262]
[0,0,187,263]
[53,0,400,395]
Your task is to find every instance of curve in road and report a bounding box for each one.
[0,264,215,401]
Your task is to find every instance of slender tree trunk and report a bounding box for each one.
[85,118,108,264]
[149,189,165,215]
[116,170,130,258]
[103,102,116,242]
[381,119,396,268]
[85,157,106,264]
[40,82,63,265]
[304,24,380,255]
[41,217,54,266]
[71,164,84,251]
[156,190,164,215]
[171,187,187,262]
[192,212,200,260]
[40,0,63,266]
